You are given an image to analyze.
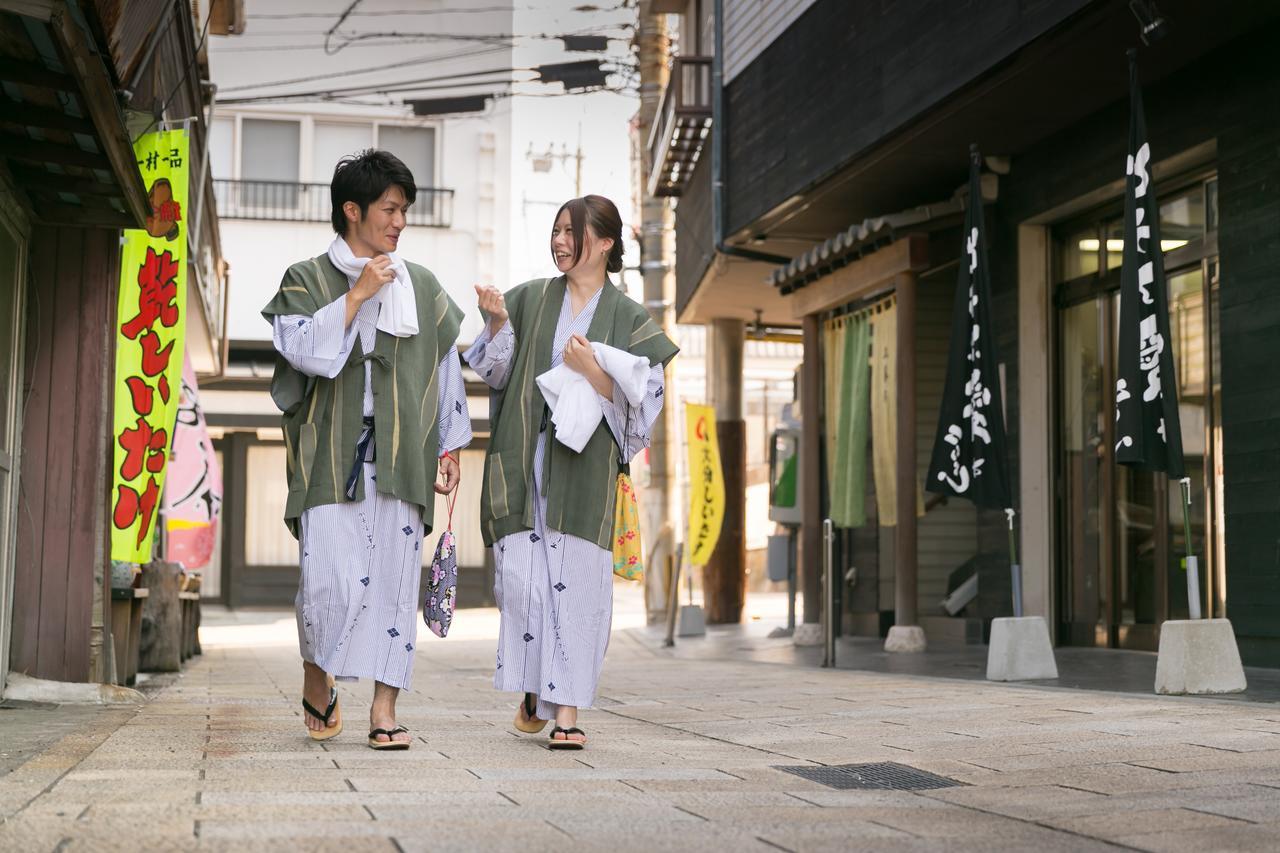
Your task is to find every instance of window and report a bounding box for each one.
[209,116,234,180]
[213,116,449,226]
[313,121,373,183]
[243,444,296,566]
[378,125,435,188]
[240,118,300,182]
[240,119,301,212]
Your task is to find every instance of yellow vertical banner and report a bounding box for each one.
[685,403,725,567]
[110,129,190,563]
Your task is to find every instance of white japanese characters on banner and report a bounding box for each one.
[926,149,1011,510]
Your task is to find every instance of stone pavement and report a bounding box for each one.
[3,601,1280,851]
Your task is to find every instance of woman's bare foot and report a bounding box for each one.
[551,706,586,745]
[369,681,412,746]
[302,661,337,733]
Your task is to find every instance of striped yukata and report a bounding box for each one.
[464,286,665,719]
[273,288,471,690]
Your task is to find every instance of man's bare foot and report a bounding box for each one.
[370,681,411,746]
[302,661,336,733]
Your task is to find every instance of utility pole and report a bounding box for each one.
[636,0,678,624]
[575,124,583,196]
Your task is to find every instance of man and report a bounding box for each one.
[262,149,469,749]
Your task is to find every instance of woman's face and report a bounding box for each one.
[550,208,581,273]
[551,208,611,274]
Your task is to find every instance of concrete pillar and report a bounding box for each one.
[635,2,678,623]
[703,317,746,624]
[799,314,823,627]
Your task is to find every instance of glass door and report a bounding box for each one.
[1053,175,1222,650]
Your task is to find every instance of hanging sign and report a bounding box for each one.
[685,403,725,567]
[110,129,190,563]
[163,351,223,569]
[926,146,1013,510]
[1115,51,1185,477]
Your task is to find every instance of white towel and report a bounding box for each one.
[537,343,650,452]
[326,236,419,337]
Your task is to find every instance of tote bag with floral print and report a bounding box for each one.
[612,469,643,582]
[423,472,458,637]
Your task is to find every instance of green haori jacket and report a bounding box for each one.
[262,254,463,539]
[481,276,679,551]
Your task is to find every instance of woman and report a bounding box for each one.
[465,195,678,749]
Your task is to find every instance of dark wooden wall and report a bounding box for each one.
[10,227,117,682]
[675,139,714,316]
[1214,41,1280,665]
[988,21,1280,664]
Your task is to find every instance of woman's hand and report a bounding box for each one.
[435,452,460,495]
[564,334,613,397]
[475,284,508,338]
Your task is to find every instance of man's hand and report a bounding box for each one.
[475,284,508,338]
[435,452,460,495]
[346,256,394,327]
[564,334,613,397]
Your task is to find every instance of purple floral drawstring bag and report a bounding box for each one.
[423,467,458,638]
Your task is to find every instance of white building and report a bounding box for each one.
[200,0,639,606]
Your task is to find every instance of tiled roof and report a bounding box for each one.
[769,174,997,294]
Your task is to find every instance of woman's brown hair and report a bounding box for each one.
[554,194,625,274]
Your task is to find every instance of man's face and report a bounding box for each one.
[348,184,409,255]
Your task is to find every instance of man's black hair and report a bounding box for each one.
[330,149,417,234]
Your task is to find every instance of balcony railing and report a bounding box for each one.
[212,179,454,228]
[647,56,713,198]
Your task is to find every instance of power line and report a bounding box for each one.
[219,77,517,107]
[223,64,524,103]
[324,0,364,54]
[219,63,636,107]
[218,45,511,93]
[248,6,521,19]
[212,25,633,54]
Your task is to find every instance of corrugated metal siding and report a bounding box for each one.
[914,264,977,609]
[723,0,821,83]
[876,261,978,613]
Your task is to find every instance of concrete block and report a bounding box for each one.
[986,616,1058,681]
[1154,618,1247,695]
[2,673,145,705]
[884,625,927,653]
[793,622,823,647]
[677,605,706,637]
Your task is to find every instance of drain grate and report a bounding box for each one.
[774,762,964,791]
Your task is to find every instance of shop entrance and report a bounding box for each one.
[1054,175,1222,650]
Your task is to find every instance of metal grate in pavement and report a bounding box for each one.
[773,762,964,791]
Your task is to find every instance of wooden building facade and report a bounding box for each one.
[0,0,230,690]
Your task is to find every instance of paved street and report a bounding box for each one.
[4,595,1280,852]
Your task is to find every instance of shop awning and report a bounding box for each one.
[770,175,996,298]
[0,0,150,228]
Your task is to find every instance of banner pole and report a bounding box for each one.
[664,547,683,647]
[1180,477,1201,619]
[822,518,835,667]
[1005,508,1022,618]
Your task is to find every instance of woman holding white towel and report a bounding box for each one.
[464,195,678,749]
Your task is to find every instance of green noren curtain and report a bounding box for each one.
[825,315,871,527]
